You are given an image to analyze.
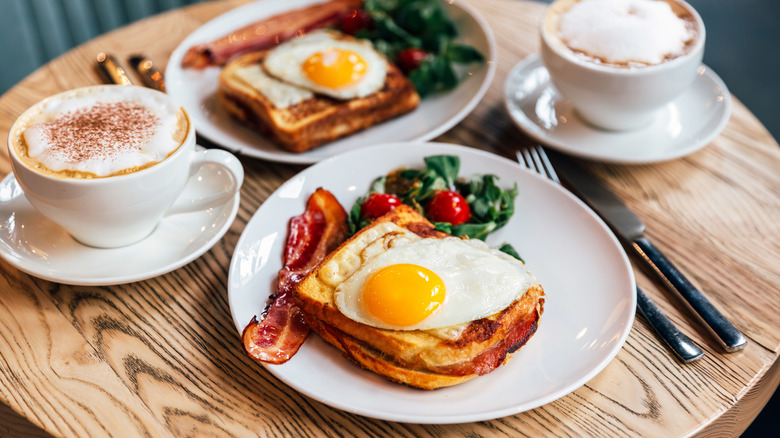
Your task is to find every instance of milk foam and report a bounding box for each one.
[22,86,184,177]
[558,0,694,65]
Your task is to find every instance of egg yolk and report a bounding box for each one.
[303,48,367,89]
[363,264,445,327]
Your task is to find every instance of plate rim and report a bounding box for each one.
[503,53,733,164]
[165,0,497,164]
[227,141,636,423]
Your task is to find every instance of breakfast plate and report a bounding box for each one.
[0,149,240,286]
[166,0,496,164]
[227,142,636,423]
[504,54,732,164]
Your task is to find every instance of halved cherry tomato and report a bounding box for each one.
[339,9,372,35]
[396,48,428,74]
[426,190,471,225]
[360,193,403,220]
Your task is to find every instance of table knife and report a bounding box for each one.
[546,149,747,353]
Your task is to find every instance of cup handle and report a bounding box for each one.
[164,148,244,216]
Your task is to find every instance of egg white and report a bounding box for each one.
[331,224,539,331]
[263,30,388,100]
[233,64,313,109]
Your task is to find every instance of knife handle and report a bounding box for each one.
[632,237,747,352]
[636,286,703,363]
[128,54,166,92]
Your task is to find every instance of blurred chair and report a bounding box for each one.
[0,0,211,95]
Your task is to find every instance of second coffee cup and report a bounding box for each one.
[540,0,705,131]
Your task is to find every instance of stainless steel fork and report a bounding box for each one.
[516,145,704,363]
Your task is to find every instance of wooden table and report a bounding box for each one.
[1,1,778,436]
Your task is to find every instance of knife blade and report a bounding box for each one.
[546,149,747,353]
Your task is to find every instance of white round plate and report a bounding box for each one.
[504,54,732,164]
[228,142,636,424]
[166,0,496,164]
[0,151,240,286]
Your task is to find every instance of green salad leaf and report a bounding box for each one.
[347,155,523,260]
[498,243,524,263]
[357,0,485,97]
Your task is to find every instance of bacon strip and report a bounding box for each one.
[242,188,348,364]
[182,0,363,68]
[431,308,542,376]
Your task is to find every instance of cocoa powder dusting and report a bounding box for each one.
[39,102,159,164]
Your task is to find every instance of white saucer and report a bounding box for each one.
[504,54,732,164]
[0,154,240,286]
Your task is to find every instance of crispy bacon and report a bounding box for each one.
[242,188,348,364]
[431,307,543,376]
[182,0,364,68]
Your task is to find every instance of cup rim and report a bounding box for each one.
[540,0,706,75]
[7,84,193,183]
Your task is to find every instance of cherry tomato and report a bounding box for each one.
[361,193,403,220]
[396,48,429,74]
[425,190,471,225]
[339,9,372,35]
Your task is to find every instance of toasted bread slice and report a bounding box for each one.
[217,43,420,153]
[293,205,545,389]
[306,317,476,390]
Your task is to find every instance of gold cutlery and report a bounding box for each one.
[96,52,133,85]
[128,54,166,92]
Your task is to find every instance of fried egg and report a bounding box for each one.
[263,30,388,100]
[330,223,538,331]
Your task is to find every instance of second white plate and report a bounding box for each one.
[227,142,636,423]
[166,0,496,164]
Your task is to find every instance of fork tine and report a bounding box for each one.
[516,145,561,185]
[532,145,561,184]
[528,148,545,175]
[520,149,533,171]
[515,150,527,169]
[516,148,540,174]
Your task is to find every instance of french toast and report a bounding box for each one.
[217,45,420,153]
[293,205,545,389]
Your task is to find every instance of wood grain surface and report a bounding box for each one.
[0,1,778,437]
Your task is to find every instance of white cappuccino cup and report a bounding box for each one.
[540,0,705,131]
[8,85,244,248]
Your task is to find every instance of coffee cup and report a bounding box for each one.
[540,0,705,131]
[7,85,244,248]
